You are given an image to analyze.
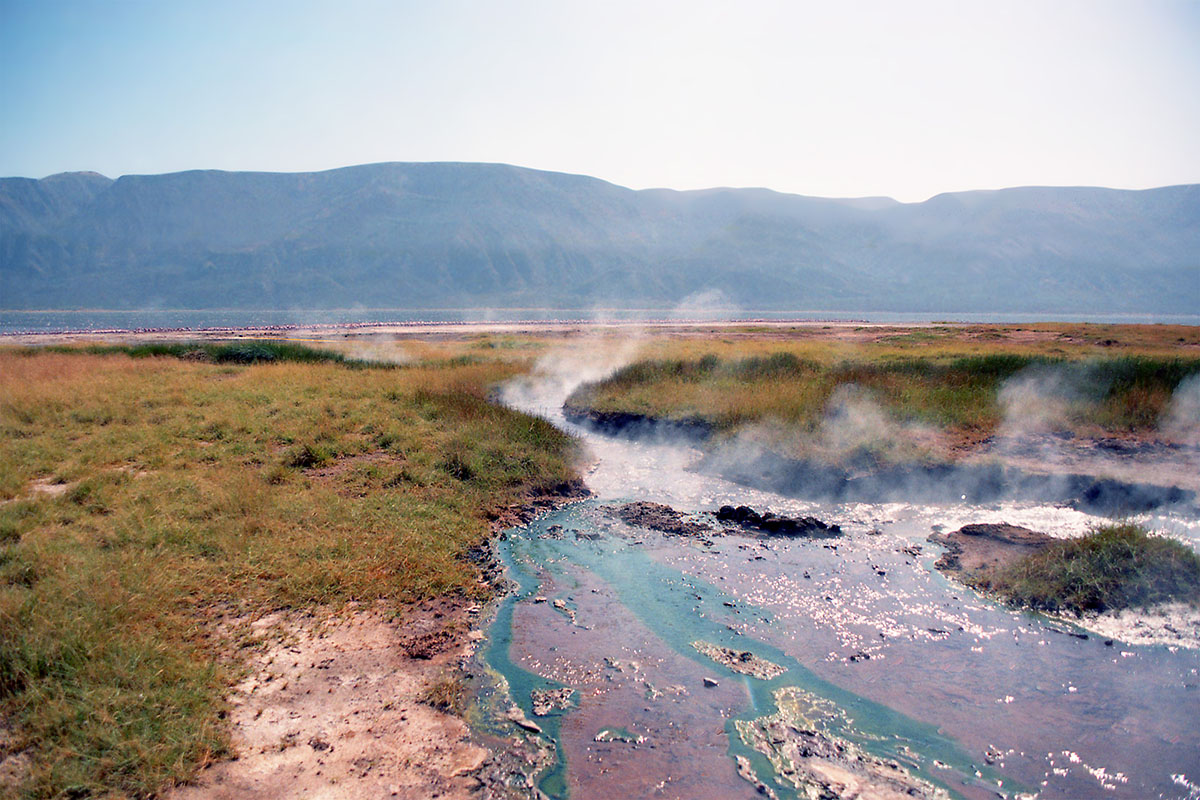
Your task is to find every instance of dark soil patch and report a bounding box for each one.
[928,523,1054,578]
[702,447,1194,515]
[399,626,456,660]
[562,406,714,442]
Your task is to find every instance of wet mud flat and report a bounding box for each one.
[471,500,1200,800]
[700,445,1196,516]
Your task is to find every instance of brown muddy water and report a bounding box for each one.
[473,375,1200,800]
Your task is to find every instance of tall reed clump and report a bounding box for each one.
[0,347,577,799]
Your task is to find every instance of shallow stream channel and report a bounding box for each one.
[467,371,1200,800]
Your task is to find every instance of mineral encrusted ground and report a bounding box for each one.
[690,641,786,680]
[736,687,950,800]
[530,688,575,716]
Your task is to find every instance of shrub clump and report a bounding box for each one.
[973,523,1200,615]
[50,340,372,366]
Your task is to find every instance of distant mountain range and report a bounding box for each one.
[1,162,1196,314]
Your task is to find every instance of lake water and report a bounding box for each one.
[3,308,1199,335]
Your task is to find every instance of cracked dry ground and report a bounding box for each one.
[170,601,487,800]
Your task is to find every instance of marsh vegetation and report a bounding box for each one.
[566,324,1200,461]
[2,321,1198,798]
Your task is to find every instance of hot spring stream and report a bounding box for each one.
[467,375,1200,800]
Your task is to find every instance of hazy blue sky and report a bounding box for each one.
[2,0,1198,200]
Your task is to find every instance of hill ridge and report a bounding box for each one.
[2,162,1196,313]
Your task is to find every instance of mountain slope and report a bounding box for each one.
[1,162,1196,313]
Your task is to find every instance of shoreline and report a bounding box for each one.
[4,316,1199,344]
[0,317,910,343]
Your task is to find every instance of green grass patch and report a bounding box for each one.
[972,524,1200,615]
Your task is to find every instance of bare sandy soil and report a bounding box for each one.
[168,602,489,800]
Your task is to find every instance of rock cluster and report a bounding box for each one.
[736,687,951,799]
[716,505,841,537]
[593,727,647,744]
[602,501,711,536]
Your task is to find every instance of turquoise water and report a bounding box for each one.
[476,498,1200,800]
[486,503,1015,799]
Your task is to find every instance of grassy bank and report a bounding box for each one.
[970,524,1200,615]
[568,344,1200,459]
[0,346,577,798]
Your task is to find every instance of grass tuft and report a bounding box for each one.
[420,673,466,715]
[286,442,332,469]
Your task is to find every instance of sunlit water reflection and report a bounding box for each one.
[475,376,1200,799]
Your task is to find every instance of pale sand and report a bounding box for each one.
[168,603,489,800]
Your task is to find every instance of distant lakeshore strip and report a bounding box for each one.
[0,317,888,340]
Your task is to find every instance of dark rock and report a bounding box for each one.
[714,504,842,538]
[602,501,711,536]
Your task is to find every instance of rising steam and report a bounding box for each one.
[1162,374,1200,446]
